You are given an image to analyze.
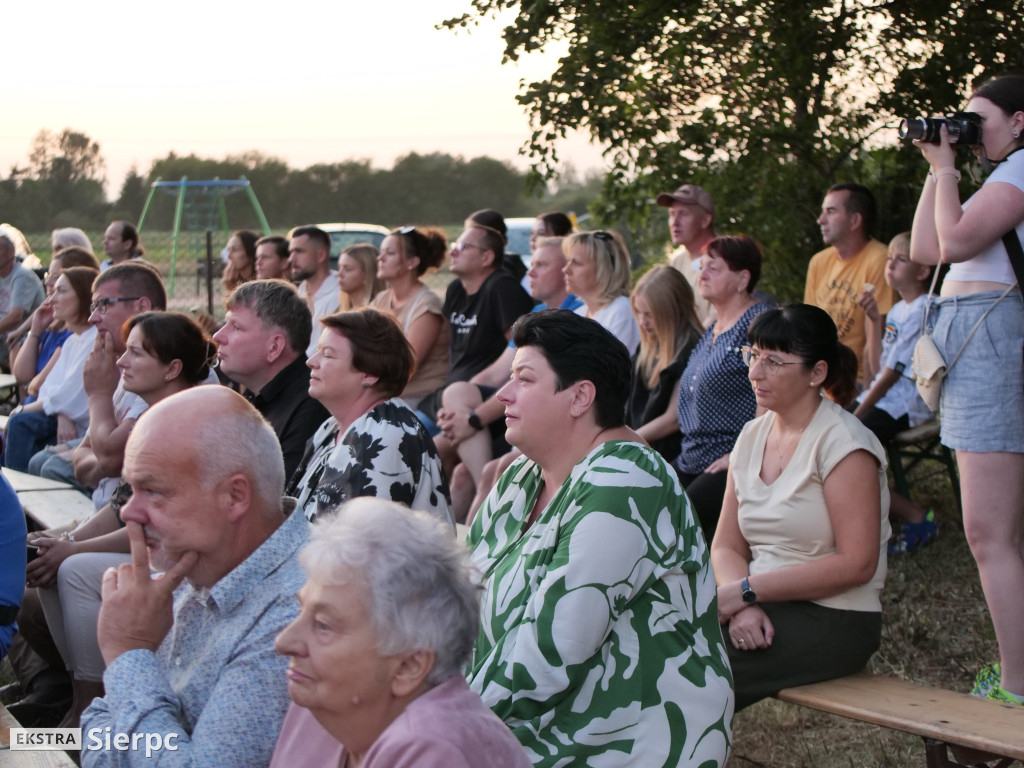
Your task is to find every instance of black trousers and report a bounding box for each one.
[726,601,882,711]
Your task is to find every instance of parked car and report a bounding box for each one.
[316,223,390,270]
[504,217,534,266]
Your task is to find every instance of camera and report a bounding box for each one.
[898,112,983,146]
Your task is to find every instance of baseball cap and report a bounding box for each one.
[655,185,715,216]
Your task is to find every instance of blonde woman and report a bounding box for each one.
[562,229,640,353]
[628,265,704,461]
[337,243,384,311]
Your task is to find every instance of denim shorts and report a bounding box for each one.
[928,290,1024,453]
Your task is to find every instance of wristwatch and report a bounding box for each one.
[741,577,757,605]
[467,411,484,431]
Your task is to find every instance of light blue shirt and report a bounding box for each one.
[81,502,307,767]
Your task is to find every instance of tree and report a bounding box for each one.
[18,128,110,230]
[112,165,148,222]
[29,129,105,186]
[444,0,1024,299]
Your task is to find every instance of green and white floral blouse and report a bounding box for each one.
[467,440,734,767]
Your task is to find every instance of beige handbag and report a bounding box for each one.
[911,259,1016,411]
[911,333,946,411]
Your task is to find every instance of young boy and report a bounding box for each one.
[854,232,937,554]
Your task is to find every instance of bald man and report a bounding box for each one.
[81,387,307,768]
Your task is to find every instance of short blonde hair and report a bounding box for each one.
[562,230,631,304]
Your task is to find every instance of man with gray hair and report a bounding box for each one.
[81,386,307,768]
[0,232,45,366]
[213,279,328,479]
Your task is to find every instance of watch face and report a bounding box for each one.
[742,591,757,605]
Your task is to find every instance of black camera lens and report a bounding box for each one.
[899,117,942,143]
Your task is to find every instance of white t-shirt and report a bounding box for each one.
[298,271,340,358]
[574,295,641,355]
[856,295,933,427]
[948,149,1024,284]
[38,326,99,434]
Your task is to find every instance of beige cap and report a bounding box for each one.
[655,184,715,216]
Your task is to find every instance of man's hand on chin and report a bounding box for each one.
[97,522,198,665]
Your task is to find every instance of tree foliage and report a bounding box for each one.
[444,0,1024,300]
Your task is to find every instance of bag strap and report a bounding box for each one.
[1001,229,1024,290]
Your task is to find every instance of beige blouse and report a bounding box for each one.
[730,396,890,612]
[371,285,450,400]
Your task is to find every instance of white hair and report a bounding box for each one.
[300,498,480,686]
[51,228,94,253]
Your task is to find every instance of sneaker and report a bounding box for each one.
[971,663,1001,698]
[987,685,1024,706]
[888,509,939,555]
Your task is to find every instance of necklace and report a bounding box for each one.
[763,421,807,483]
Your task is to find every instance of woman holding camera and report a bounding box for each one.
[910,73,1024,705]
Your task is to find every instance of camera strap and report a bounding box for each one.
[1001,229,1024,290]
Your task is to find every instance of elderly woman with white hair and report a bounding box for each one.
[270,498,530,768]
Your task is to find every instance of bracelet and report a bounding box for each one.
[60,532,75,543]
[930,168,961,183]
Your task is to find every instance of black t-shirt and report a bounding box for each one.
[443,269,533,384]
[626,337,699,463]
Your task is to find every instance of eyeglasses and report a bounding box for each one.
[592,230,613,242]
[741,346,802,376]
[90,296,140,315]
[451,241,485,255]
[396,225,416,235]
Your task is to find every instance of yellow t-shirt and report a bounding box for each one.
[804,239,894,383]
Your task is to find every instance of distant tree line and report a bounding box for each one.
[0,129,601,236]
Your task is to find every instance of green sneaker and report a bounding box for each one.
[987,685,1024,706]
[971,663,1001,698]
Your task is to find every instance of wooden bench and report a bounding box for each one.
[776,673,1023,768]
[17,489,94,532]
[1,703,79,766]
[3,467,94,531]
[888,419,961,513]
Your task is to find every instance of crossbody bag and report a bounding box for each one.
[912,229,1024,411]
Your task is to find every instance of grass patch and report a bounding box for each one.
[726,468,994,767]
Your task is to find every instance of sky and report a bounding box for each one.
[1,0,606,197]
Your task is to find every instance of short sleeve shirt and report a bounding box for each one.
[443,270,533,383]
[675,303,768,474]
[857,296,932,427]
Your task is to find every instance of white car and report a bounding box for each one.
[316,222,390,270]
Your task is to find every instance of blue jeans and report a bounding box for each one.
[3,411,57,472]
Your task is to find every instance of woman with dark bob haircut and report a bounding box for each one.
[910,72,1024,704]
[288,307,452,526]
[467,308,734,767]
[711,304,889,710]
[673,235,770,540]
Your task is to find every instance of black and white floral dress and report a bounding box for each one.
[287,398,452,526]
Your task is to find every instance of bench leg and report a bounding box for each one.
[926,738,1015,768]
[888,443,912,500]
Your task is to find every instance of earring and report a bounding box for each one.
[362,381,371,389]
[1015,130,1021,139]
